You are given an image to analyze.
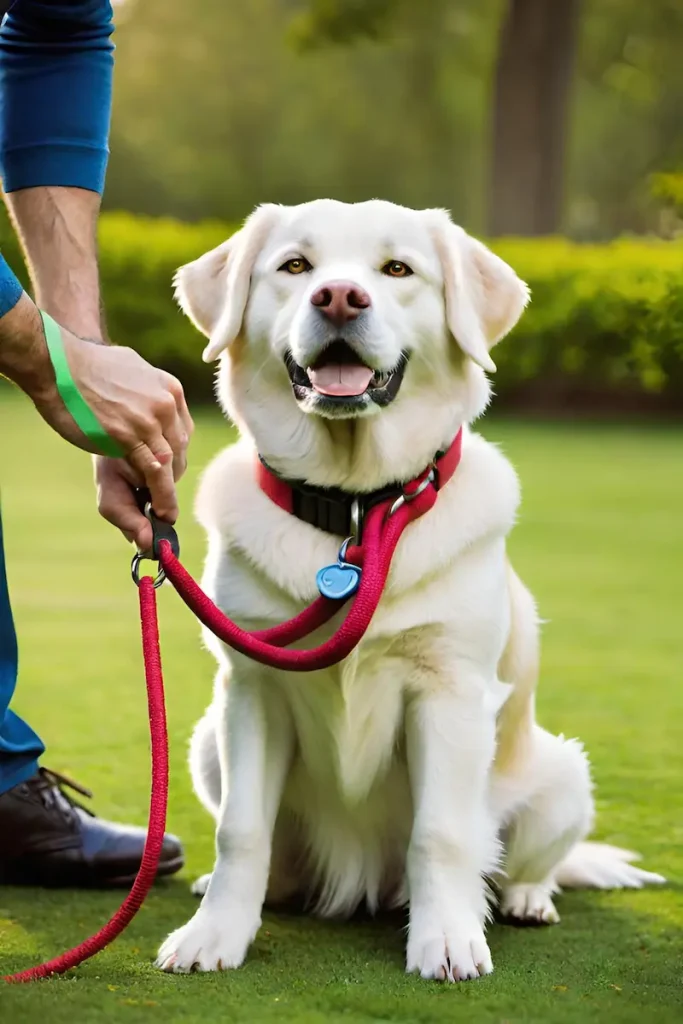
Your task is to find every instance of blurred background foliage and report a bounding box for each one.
[4,0,683,410]
[108,0,683,239]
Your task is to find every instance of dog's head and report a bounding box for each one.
[176,200,528,488]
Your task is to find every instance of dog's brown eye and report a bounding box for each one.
[382,261,413,278]
[279,257,312,275]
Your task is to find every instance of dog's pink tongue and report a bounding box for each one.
[307,363,374,397]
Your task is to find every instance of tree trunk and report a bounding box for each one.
[488,0,581,236]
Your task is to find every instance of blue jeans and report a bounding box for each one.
[0,504,44,794]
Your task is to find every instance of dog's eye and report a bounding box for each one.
[279,257,312,275]
[382,261,413,278]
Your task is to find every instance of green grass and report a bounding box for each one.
[0,385,682,1023]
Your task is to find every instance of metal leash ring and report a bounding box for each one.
[387,468,436,518]
[131,552,166,589]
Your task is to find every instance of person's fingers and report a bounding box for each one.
[96,460,153,550]
[165,373,194,447]
[142,374,191,484]
[172,450,188,485]
[159,404,189,484]
[126,440,178,523]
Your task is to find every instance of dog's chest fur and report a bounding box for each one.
[195,428,520,912]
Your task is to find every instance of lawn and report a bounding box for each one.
[0,385,682,1023]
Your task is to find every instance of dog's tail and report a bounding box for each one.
[554,842,665,890]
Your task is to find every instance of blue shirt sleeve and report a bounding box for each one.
[0,0,115,195]
[0,1,114,317]
[0,253,22,317]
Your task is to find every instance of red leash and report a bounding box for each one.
[3,431,462,982]
[160,482,431,669]
[3,578,168,983]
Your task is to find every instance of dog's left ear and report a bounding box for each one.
[424,209,529,373]
[174,203,282,363]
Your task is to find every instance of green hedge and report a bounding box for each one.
[495,237,683,410]
[1,212,230,401]
[2,212,683,409]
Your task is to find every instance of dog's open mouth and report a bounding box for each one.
[285,341,407,412]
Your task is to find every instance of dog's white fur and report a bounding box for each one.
[157,200,663,982]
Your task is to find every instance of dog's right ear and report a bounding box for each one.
[173,238,234,339]
[174,203,281,363]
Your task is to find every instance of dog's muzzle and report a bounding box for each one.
[285,340,408,416]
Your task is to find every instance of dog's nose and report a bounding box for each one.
[310,281,371,327]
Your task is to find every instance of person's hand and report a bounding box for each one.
[93,458,158,551]
[1,295,193,531]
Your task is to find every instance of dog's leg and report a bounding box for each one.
[189,697,222,818]
[498,727,664,923]
[405,683,499,982]
[188,681,224,898]
[497,728,593,925]
[157,674,293,973]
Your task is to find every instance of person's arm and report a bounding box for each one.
[7,187,105,343]
[0,0,113,339]
[0,288,192,546]
[0,1,192,548]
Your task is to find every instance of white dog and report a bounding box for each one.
[156,200,663,982]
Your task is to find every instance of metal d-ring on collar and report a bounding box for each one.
[387,467,436,518]
[349,498,361,547]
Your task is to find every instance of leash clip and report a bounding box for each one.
[130,488,180,589]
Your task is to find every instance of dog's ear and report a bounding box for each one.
[174,204,281,363]
[424,209,529,373]
[173,238,234,339]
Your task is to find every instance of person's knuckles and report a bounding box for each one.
[154,392,179,423]
[150,448,174,466]
[165,374,185,401]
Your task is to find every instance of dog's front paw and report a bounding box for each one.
[500,883,560,925]
[406,915,493,982]
[156,907,260,973]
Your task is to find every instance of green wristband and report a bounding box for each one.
[40,310,126,459]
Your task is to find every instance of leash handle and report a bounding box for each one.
[40,310,127,459]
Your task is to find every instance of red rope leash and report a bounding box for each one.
[3,431,461,982]
[158,484,436,670]
[3,578,168,983]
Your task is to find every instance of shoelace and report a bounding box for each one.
[31,767,94,818]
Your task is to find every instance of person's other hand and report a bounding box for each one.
[3,296,193,528]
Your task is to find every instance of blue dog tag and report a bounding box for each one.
[316,561,361,601]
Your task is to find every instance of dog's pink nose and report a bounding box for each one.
[310,281,371,326]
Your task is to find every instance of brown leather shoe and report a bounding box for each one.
[0,768,183,887]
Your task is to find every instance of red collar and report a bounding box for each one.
[257,428,463,541]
